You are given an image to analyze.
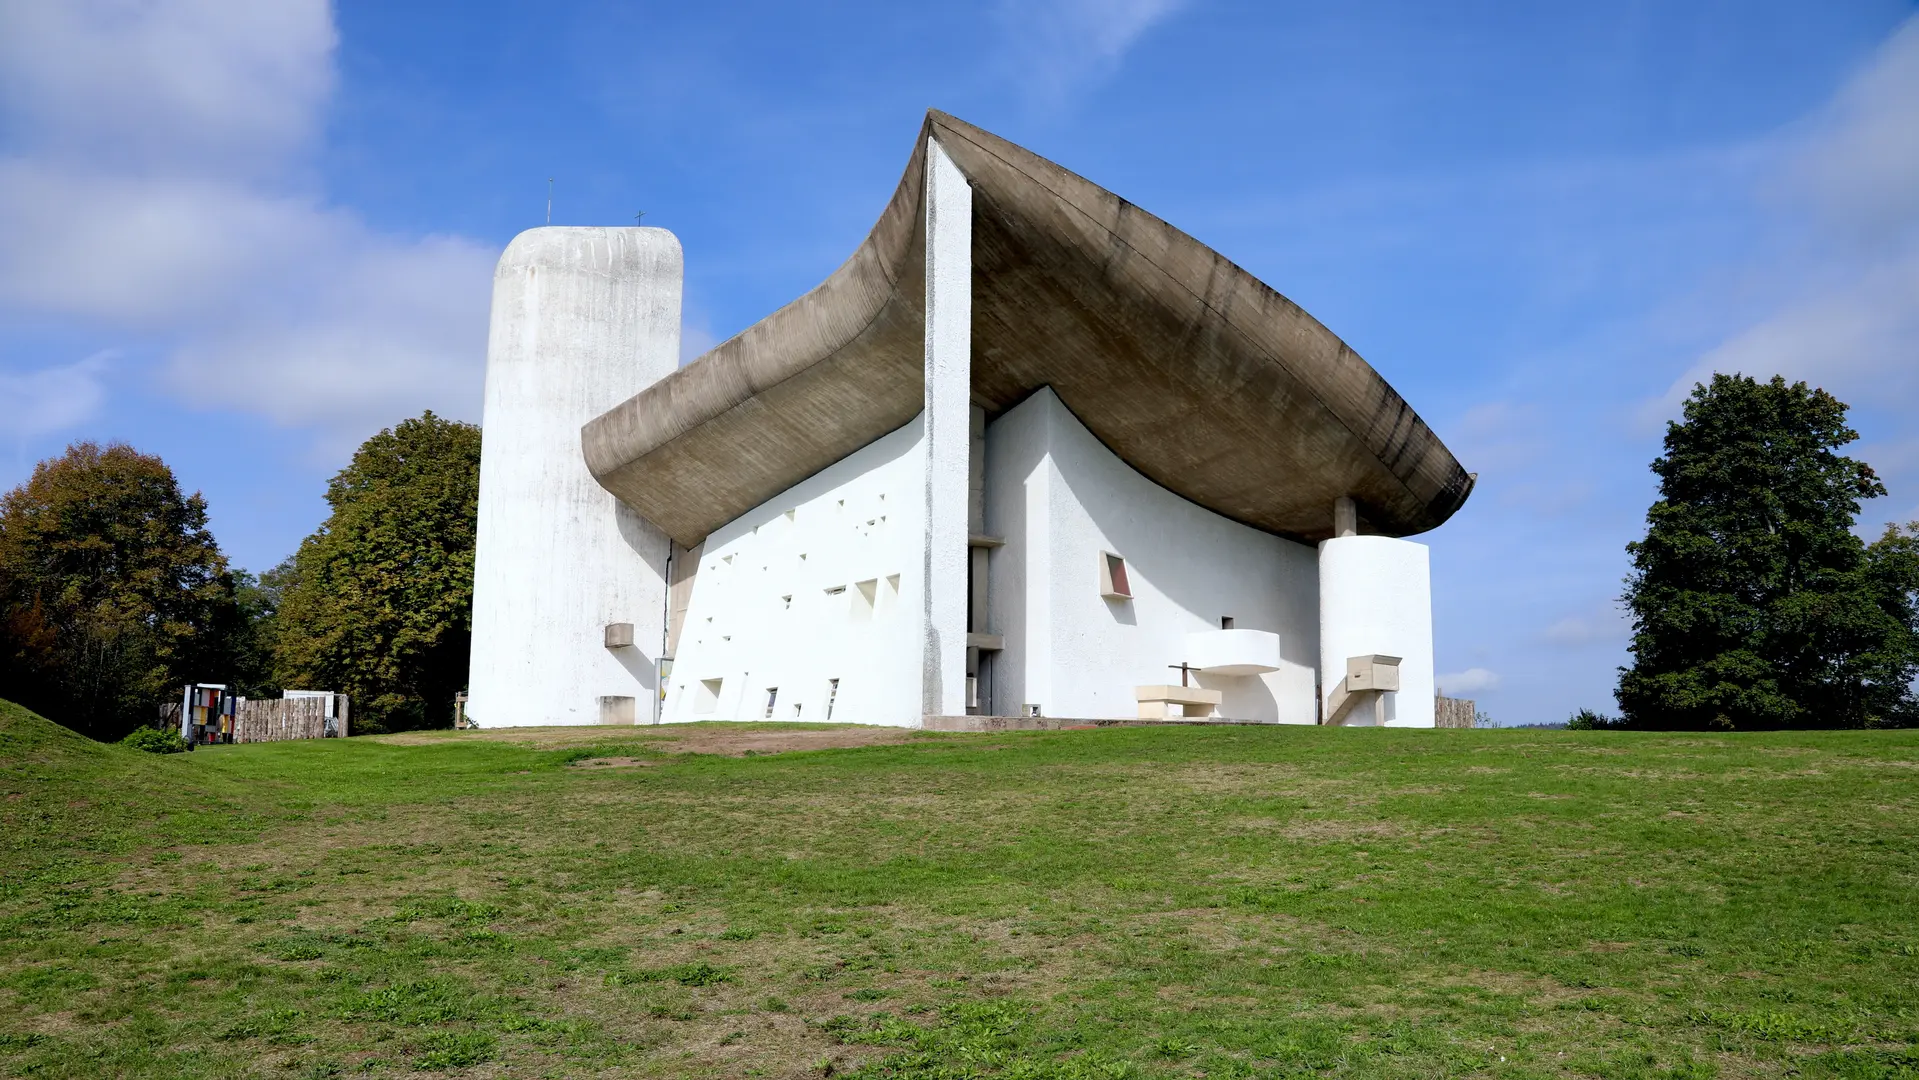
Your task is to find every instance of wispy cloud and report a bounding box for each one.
[0,352,114,441]
[0,0,493,450]
[1542,604,1630,648]
[1644,18,1919,450]
[1435,668,1501,696]
[996,0,1189,111]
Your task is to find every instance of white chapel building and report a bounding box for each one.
[466,112,1474,730]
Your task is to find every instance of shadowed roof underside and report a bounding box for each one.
[584,111,1473,548]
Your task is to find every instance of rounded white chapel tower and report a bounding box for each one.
[466,227,683,726]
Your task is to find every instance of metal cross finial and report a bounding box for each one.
[634,210,647,226]
[1168,662,1199,688]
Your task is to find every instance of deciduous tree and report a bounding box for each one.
[1617,374,1919,729]
[271,412,480,732]
[0,442,243,738]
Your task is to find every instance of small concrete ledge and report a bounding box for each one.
[1326,654,1401,726]
[1134,684,1223,720]
[1185,629,1282,675]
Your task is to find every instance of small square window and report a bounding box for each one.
[1221,616,1235,630]
[1099,551,1131,599]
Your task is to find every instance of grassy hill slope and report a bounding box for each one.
[1,710,1915,1079]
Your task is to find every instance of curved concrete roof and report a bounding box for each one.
[584,111,1473,548]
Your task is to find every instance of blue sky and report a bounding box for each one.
[3,1,1916,724]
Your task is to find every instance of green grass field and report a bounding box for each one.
[2,698,1916,1079]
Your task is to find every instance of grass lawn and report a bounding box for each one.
[1,699,1916,1079]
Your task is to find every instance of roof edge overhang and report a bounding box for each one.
[583,110,1473,548]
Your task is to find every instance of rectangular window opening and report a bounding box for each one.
[1221,616,1235,629]
[695,678,723,714]
[825,678,840,720]
[763,687,778,719]
[1099,551,1132,599]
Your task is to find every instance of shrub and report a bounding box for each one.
[120,726,188,754]
[1566,709,1623,731]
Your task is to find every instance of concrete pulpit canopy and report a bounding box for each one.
[582,110,1474,548]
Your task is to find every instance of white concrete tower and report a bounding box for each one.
[467,228,683,726]
[1318,534,1436,726]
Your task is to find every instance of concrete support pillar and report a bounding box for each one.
[921,137,972,719]
[1333,495,1357,538]
[468,227,683,726]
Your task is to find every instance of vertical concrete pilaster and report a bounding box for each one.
[921,138,972,719]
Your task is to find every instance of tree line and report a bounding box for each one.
[0,413,479,739]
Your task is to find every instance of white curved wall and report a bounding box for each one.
[983,389,1322,723]
[661,417,928,727]
[1318,535,1434,726]
[468,227,682,726]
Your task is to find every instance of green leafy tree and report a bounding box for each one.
[226,562,292,697]
[1617,374,1919,729]
[0,442,244,738]
[272,412,480,733]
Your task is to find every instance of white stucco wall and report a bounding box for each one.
[982,389,1322,722]
[661,417,929,727]
[1318,535,1435,726]
[468,227,682,727]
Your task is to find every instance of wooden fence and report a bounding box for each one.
[157,695,349,742]
[1434,695,1477,728]
[235,697,330,742]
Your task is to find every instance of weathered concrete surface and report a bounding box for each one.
[469,227,681,727]
[584,111,1473,547]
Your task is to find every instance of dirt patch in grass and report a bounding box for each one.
[373,722,931,757]
[658,726,923,757]
[567,756,655,769]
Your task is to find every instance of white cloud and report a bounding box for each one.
[1435,668,1501,695]
[0,0,334,175]
[0,0,492,447]
[0,352,114,441]
[1645,17,1919,441]
[1784,18,1919,236]
[996,0,1188,109]
[1542,603,1630,648]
